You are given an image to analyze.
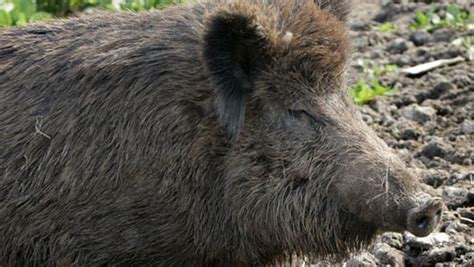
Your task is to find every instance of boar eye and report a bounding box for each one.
[288,110,328,126]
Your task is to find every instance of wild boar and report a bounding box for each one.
[0,0,443,266]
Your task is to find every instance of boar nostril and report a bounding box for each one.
[407,197,444,237]
[416,216,429,229]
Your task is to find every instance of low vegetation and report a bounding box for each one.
[350,62,398,105]
[0,0,181,26]
[452,36,474,61]
[376,22,397,33]
[350,79,396,105]
[410,5,474,32]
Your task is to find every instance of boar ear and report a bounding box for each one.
[315,0,351,22]
[203,11,265,139]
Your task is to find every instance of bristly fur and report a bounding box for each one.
[203,10,266,138]
[1,0,424,266]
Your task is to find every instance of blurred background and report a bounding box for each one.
[1,0,470,28]
[0,0,183,26]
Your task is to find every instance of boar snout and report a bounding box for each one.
[407,196,443,237]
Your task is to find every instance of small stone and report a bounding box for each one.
[415,47,433,64]
[350,21,371,31]
[389,56,411,67]
[419,155,450,169]
[423,121,439,135]
[400,128,419,140]
[444,187,468,199]
[454,244,470,257]
[456,134,468,142]
[408,246,457,266]
[428,82,453,100]
[445,150,470,165]
[435,105,452,116]
[395,95,417,107]
[432,28,455,42]
[416,47,431,57]
[409,30,432,46]
[468,191,474,206]
[401,104,436,123]
[422,170,448,188]
[443,187,472,209]
[379,114,396,127]
[361,114,374,124]
[461,172,473,182]
[460,120,474,134]
[425,247,456,264]
[353,36,370,49]
[420,141,448,159]
[404,232,452,259]
[433,48,464,60]
[373,4,400,23]
[452,74,471,88]
[431,233,451,244]
[404,233,435,250]
[381,232,404,249]
[462,252,474,263]
[367,32,384,46]
[387,38,409,54]
[374,243,405,266]
[443,221,465,236]
[458,207,474,226]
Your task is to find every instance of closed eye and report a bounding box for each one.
[288,110,331,126]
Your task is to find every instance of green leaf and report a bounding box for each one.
[371,79,386,94]
[384,64,399,72]
[104,3,116,10]
[29,11,52,22]
[427,19,446,32]
[351,80,373,105]
[372,66,382,76]
[458,11,468,22]
[468,12,474,24]
[447,6,461,18]
[0,8,12,26]
[377,22,397,33]
[410,22,421,30]
[416,11,428,26]
[428,4,438,16]
[351,78,395,105]
[12,0,35,18]
[15,11,27,25]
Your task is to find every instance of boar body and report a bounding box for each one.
[0,0,442,266]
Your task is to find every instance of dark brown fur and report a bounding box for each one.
[0,0,437,266]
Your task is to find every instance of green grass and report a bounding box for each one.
[0,0,181,27]
[410,5,474,32]
[370,64,399,77]
[452,36,474,61]
[350,79,396,105]
[350,63,398,105]
[376,22,397,33]
[0,0,52,26]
